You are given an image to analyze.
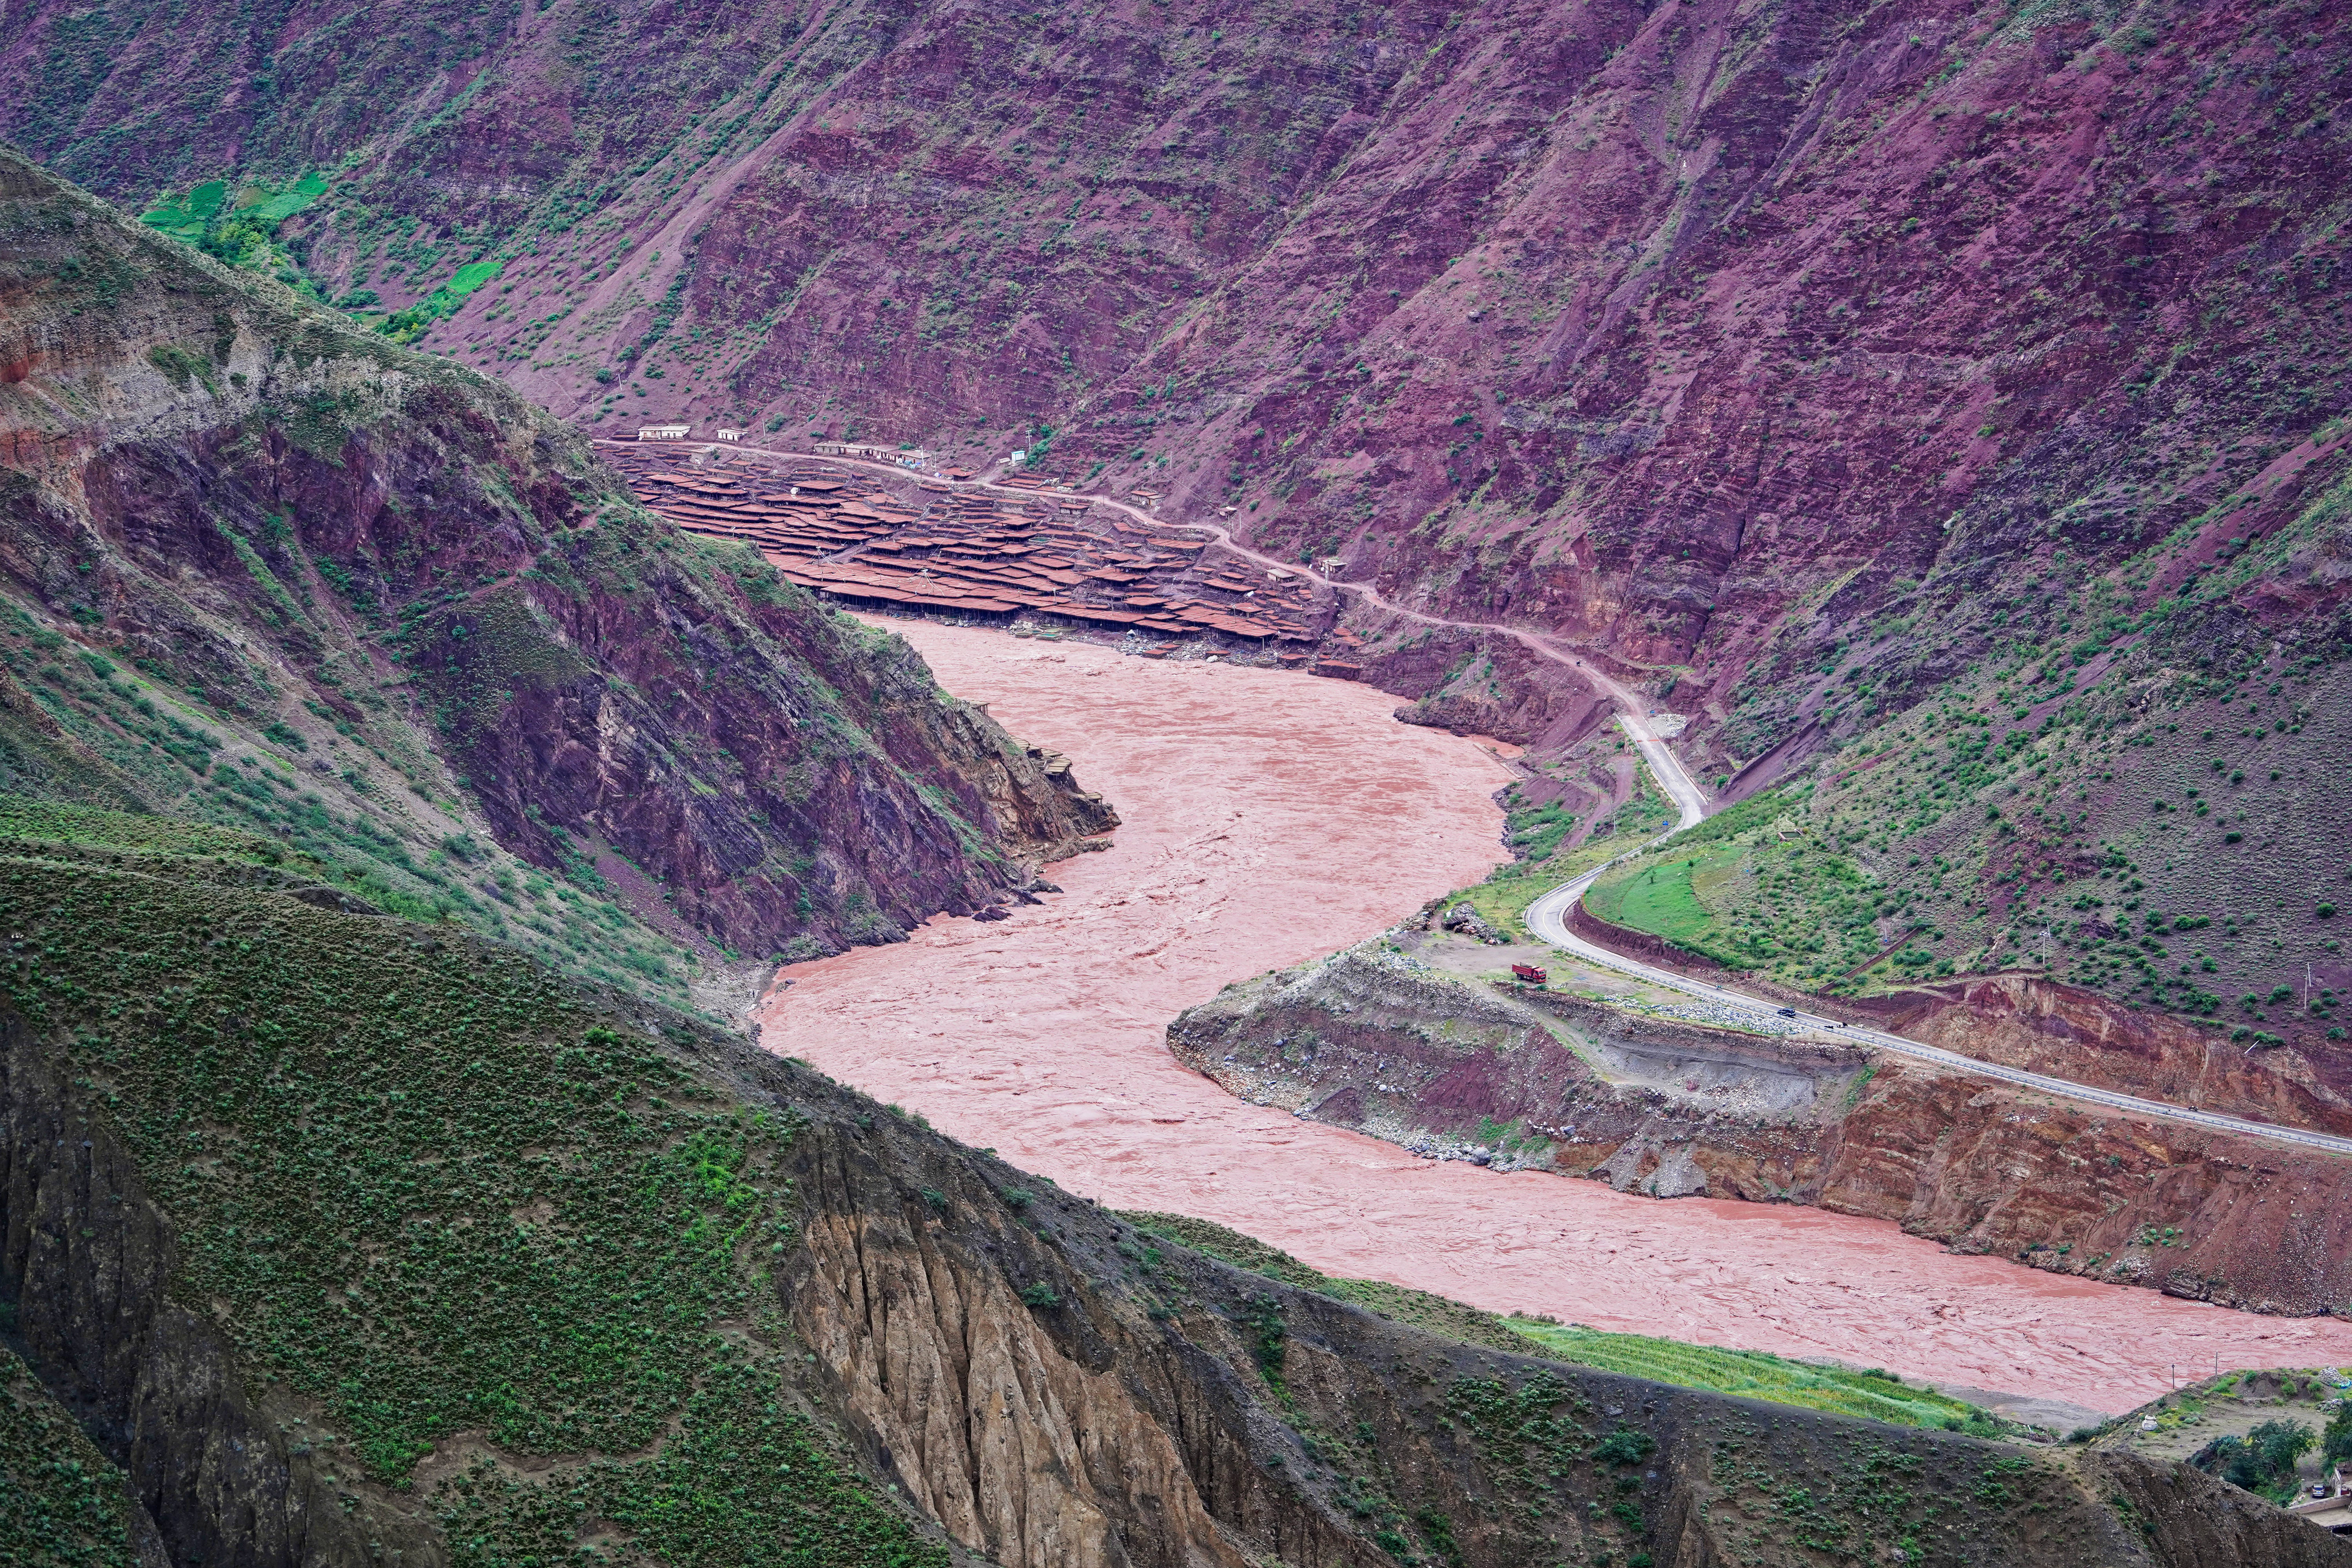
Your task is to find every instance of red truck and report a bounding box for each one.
[1511,964,1548,985]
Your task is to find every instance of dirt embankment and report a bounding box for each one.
[1555,914,2352,1139]
[1844,974,2352,1137]
[1170,952,2352,1319]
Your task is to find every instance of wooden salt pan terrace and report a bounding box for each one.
[597,441,1322,644]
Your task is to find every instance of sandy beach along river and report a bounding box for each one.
[756,619,2352,1415]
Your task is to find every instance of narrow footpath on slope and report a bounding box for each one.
[726,442,2348,1157]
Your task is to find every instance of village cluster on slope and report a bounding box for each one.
[596,440,1365,669]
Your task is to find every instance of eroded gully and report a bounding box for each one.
[753,620,2352,1416]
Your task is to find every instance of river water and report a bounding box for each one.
[757,621,2352,1415]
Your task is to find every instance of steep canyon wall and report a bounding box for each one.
[0,148,1110,978]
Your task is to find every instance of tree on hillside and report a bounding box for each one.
[2203,1419,2317,1500]
[2325,1403,2352,1467]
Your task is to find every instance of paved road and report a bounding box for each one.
[674,441,2352,1157]
[1524,840,2352,1157]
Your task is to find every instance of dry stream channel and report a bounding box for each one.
[757,621,2352,1419]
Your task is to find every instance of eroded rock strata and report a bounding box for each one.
[0,148,1110,978]
[13,0,2347,728]
[1171,949,2352,1318]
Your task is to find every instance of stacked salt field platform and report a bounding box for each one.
[597,440,1327,652]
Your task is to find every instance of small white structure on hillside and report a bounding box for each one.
[716,427,744,442]
[638,423,691,440]
[814,440,930,468]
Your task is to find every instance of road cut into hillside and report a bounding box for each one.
[756,621,2352,1416]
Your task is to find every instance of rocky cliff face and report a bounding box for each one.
[0,148,1110,987]
[1171,946,2352,1318]
[0,805,2333,1568]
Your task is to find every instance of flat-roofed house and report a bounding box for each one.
[638,423,691,440]
[813,439,931,468]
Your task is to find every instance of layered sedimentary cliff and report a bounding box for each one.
[0,148,1110,980]
[1,805,2334,1567]
[1171,947,2352,1318]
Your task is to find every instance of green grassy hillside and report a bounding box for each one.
[0,608,697,1004]
[1445,752,1679,943]
[4,146,1103,1016]
[1503,1323,1998,1436]
[1655,447,2352,1037]
[0,1347,151,1568]
[0,798,946,1568]
[1579,784,1901,983]
[1583,524,2351,1039]
[1121,1212,2017,1439]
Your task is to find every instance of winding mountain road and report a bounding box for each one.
[1526,871,2352,1157]
[701,441,2352,1158]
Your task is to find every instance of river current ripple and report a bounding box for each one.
[757,621,2352,1416]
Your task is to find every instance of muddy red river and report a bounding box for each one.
[758,621,2352,1415]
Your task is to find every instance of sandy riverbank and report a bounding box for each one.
[756,621,2352,1415]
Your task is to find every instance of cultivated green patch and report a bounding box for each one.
[140,172,329,292]
[1120,1212,2016,1437]
[1504,1322,2002,1435]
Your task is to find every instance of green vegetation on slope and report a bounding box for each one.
[1587,856,1713,944]
[1443,734,1679,942]
[1122,1211,1537,1356]
[1701,429,2352,1031]
[14,142,1074,1016]
[380,257,504,344]
[0,601,697,1007]
[139,172,328,296]
[139,171,509,344]
[136,168,501,341]
[0,802,946,1568]
[2201,1419,2318,1506]
[1504,1323,1998,1435]
[1580,783,1909,985]
[0,1347,147,1568]
[1120,1212,2016,1437]
[1593,565,2349,1028]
